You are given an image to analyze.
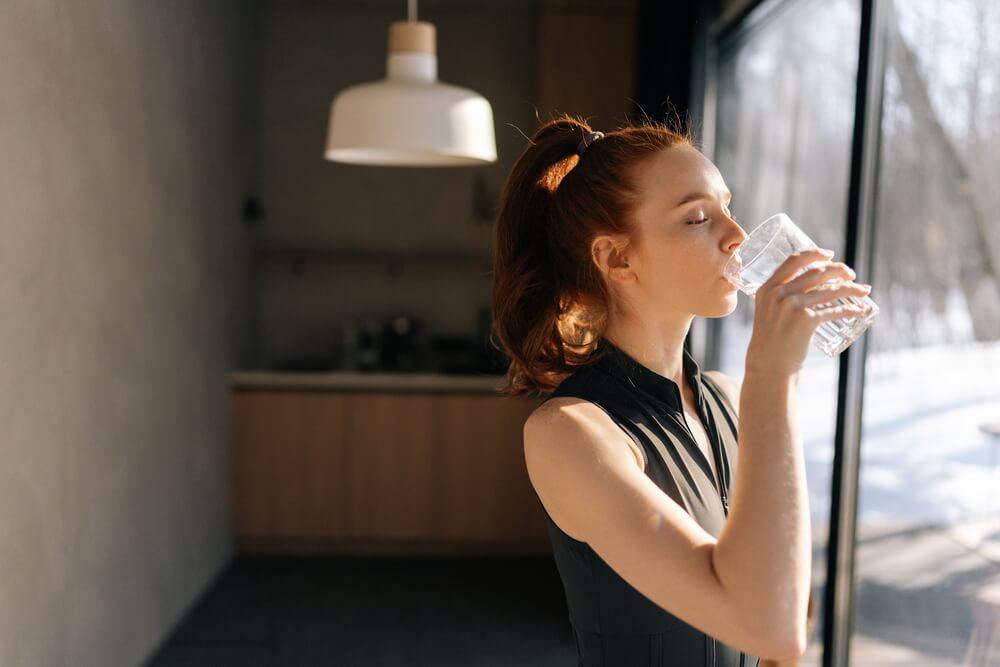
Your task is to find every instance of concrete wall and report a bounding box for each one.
[0,2,256,665]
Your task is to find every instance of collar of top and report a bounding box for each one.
[594,336,704,412]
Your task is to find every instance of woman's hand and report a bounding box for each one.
[745,248,871,379]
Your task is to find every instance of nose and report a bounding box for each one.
[725,221,747,253]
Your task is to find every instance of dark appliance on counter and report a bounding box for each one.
[380,314,430,372]
[339,313,431,372]
[339,316,383,371]
[336,307,509,375]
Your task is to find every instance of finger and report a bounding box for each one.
[805,301,872,320]
[785,262,856,293]
[796,282,871,308]
[766,248,835,286]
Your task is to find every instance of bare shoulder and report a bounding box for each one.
[703,370,742,416]
[522,397,644,539]
[524,395,612,430]
[524,397,644,472]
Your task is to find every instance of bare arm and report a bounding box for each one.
[712,368,811,657]
[703,247,862,659]
[706,368,817,661]
[524,393,806,661]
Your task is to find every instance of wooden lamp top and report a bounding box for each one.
[389,20,436,55]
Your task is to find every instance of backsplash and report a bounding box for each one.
[254,256,507,373]
[262,304,509,375]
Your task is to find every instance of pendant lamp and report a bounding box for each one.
[324,0,497,166]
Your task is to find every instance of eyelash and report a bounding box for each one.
[688,209,736,225]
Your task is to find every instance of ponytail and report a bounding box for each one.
[490,112,693,395]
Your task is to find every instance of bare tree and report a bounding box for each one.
[882,0,1000,342]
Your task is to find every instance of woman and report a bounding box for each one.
[490,115,868,666]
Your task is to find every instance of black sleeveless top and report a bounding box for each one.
[534,337,760,667]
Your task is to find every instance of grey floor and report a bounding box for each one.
[144,554,578,666]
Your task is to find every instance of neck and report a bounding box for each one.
[602,316,693,388]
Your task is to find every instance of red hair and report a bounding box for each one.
[490,112,695,396]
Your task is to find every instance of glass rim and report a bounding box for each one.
[725,211,817,277]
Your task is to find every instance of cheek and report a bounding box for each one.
[639,250,692,296]
[636,230,716,281]
[644,241,719,294]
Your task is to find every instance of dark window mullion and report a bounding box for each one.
[822,1,889,666]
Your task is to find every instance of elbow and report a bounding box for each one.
[744,617,806,662]
[768,587,816,660]
[764,592,816,664]
[725,602,804,660]
[766,627,807,662]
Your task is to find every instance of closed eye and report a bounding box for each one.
[688,217,710,225]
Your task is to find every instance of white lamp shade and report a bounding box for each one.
[325,76,497,166]
[324,21,497,167]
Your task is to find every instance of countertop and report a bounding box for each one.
[228,370,508,394]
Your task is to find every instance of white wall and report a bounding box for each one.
[0,2,256,665]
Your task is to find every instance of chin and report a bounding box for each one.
[699,292,740,318]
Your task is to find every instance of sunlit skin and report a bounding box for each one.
[590,144,748,401]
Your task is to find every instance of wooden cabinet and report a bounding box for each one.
[230,389,548,555]
[230,391,351,541]
[344,393,439,542]
[435,395,548,543]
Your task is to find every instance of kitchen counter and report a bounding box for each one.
[228,370,507,393]
[229,376,549,554]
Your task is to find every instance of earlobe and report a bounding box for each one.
[610,248,637,283]
[610,264,633,282]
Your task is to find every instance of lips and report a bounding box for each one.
[721,267,741,289]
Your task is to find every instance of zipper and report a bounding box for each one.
[625,370,731,517]
[676,409,729,517]
[701,395,731,517]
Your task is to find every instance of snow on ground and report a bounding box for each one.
[716,309,1000,525]
[718,304,1000,663]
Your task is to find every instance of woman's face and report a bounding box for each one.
[597,144,748,319]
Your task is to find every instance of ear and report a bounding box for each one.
[590,234,637,284]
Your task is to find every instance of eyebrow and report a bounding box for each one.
[673,190,732,209]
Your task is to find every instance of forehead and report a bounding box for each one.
[635,144,728,203]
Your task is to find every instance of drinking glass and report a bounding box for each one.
[723,212,879,357]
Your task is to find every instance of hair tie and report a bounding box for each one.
[575,131,605,157]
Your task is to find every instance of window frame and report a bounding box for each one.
[688,1,890,665]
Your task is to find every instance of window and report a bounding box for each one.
[853,0,1000,663]
[712,1,861,661]
[709,0,1000,662]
